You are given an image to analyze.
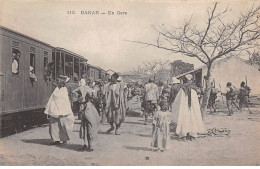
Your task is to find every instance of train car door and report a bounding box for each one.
[38,49,51,108]
[4,38,24,113]
[0,75,4,113]
[24,45,38,109]
[0,35,5,113]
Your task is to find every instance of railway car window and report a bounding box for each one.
[74,58,79,82]
[52,52,56,79]
[65,54,73,80]
[56,52,63,75]
[80,59,86,77]
[61,52,65,75]
[12,48,21,75]
[29,53,37,82]
[44,57,48,68]
[43,53,49,80]
[44,51,48,68]
[30,54,36,73]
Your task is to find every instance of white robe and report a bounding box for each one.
[171,88,205,138]
[44,87,75,130]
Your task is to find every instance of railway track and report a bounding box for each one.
[0,109,48,138]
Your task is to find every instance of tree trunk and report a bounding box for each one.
[200,64,212,119]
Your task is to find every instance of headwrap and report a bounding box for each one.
[79,79,86,86]
[171,77,180,84]
[57,75,70,83]
[186,74,193,81]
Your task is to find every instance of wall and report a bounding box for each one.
[209,57,260,95]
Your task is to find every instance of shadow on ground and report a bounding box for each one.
[21,139,83,152]
[124,146,154,152]
[124,121,145,125]
[136,134,152,138]
[126,110,142,117]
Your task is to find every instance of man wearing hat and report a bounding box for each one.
[44,75,75,144]
[104,73,125,135]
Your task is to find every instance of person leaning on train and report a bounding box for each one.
[12,52,20,75]
[29,66,37,82]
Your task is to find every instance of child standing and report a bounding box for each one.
[151,100,172,152]
[80,93,100,152]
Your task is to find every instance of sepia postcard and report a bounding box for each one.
[0,0,260,166]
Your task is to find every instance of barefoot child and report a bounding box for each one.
[80,93,101,151]
[151,100,172,151]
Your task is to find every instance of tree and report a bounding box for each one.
[247,50,260,69]
[132,59,171,83]
[130,2,260,118]
[170,60,194,77]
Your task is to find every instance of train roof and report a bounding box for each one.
[0,26,52,48]
[53,47,88,61]
[88,64,101,70]
[0,26,88,61]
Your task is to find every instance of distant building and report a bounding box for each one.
[120,72,141,84]
[175,56,260,95]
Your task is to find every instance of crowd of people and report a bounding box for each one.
[43,72,252,152]
[44,72,127,151]
[207,81,251,116]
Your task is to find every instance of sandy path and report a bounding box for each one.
[0,110,260,166]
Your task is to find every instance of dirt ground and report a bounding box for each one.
[0,108,260,166]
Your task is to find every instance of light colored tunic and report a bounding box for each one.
[44,87,75,142]
[144,83,159,102]
[171,88,205,138]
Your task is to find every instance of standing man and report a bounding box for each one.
[238,81,251,114]
[225,82,236,116]
[105,73,125,135]
[208,82,219,114]
[44,75,75,144]
[143,78,159,125]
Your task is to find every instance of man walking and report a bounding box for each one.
[105,73,125,135]
[143,78,159,125]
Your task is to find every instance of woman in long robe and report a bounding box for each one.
[80,93,100,151]
[171,74,205,140]
[44,76,75,144]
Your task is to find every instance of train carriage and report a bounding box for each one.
[100,69,107,81]
[87,64,101,81]
[0,26,110,137]
[0,26,53,135]
[51,47,88,104]
[51,48,88,82]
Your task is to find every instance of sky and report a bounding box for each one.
[0,0,257,73]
